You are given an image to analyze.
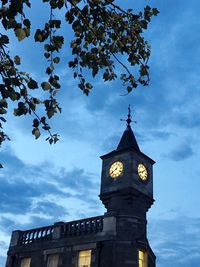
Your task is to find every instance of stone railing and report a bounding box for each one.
[18,225,54,245]
[62,216,104,237]
[10,216,104,247]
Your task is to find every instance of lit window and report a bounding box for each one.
[78,250,91,267]
[20,258,31,267]
[138,250,147,267]
[47,254,59,267]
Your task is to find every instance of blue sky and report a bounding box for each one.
[1,0,200,266]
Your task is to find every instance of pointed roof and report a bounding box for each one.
[101,123,154,163]
[117,105,140,151]
[100,123,141,159]
[117,124,140,151]
[101,106,155,164]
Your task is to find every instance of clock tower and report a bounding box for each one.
[99,107,156,267]
[6,107,156,267]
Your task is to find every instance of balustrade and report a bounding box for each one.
[16,216,104,246]
[18,225,54,245]
[63,216,104,237]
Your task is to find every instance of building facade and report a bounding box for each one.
[6,112,156,267]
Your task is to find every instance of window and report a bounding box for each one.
[47,254,59,267]
[138,250,147,267]
[78,250,91,267]
[20,258,31,267]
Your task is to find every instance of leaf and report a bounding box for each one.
[14,102,28,116]
[24,27,30,37]
[44,44,51,51]
[28,79,38,89]
[53,57,60,64]
[47,108,55,119]
[0,99,8,108]
[127,86,132,93]
[29,101,36,111]
[23,19,31,28]
[69,61,75,68]
[25,0,31,7]
[34,29,43,42]
[92,66,99,77]
[152,8,159,16]
[65,11,74,24]
[41,82,51,90]
[44,52,51,58]
[49,138,53,145]
[42,124,50,131]
[0,108,7,114]
[86,82,93,89]
[32,128,41,139]
[0,117,6,122]
[15,28,26,41]
[14,55,21,65]
[140,20,148,29]
[32,98,40,104]
[33,119,39,127]
[46,65,54,75]
[0,34,9,44]
[54,20,61,28]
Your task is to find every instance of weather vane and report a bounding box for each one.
[121,104,137,126]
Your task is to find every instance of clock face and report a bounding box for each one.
[109,161,123,179]
[137,163,148,181]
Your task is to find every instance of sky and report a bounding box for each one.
[0,0,200,266]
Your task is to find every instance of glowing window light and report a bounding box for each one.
[78,250,91,267]
[47,254,59,267]
[138,250,147,267]
[20,258,31,267]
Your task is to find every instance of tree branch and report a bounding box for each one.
[111,52,131,75]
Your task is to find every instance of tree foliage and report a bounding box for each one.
[0,0,159,159]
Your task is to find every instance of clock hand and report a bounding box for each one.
[110,168,117,175]
[113,167,118,172]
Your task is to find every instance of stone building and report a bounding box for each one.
[6,110,156,267]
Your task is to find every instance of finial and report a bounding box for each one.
[126,104,132,125]
[121,105,136,126]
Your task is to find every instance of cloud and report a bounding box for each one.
[167,142,194,161]
[20,215,59,230]
[149,216,200,267]
[0,151,102,231]
[0,177,66,214]
[0,150,104,267]
[137,130,172,145]
[0,241,7,255]
[32,200,67,217]
[57,168,97,191]
[175,111,200,130]
[0,257,6,267]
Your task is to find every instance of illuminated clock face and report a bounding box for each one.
[138,163,148,181]
[109,161,123,179]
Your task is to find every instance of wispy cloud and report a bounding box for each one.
[149,216,200,267]
[167,142,194,161]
